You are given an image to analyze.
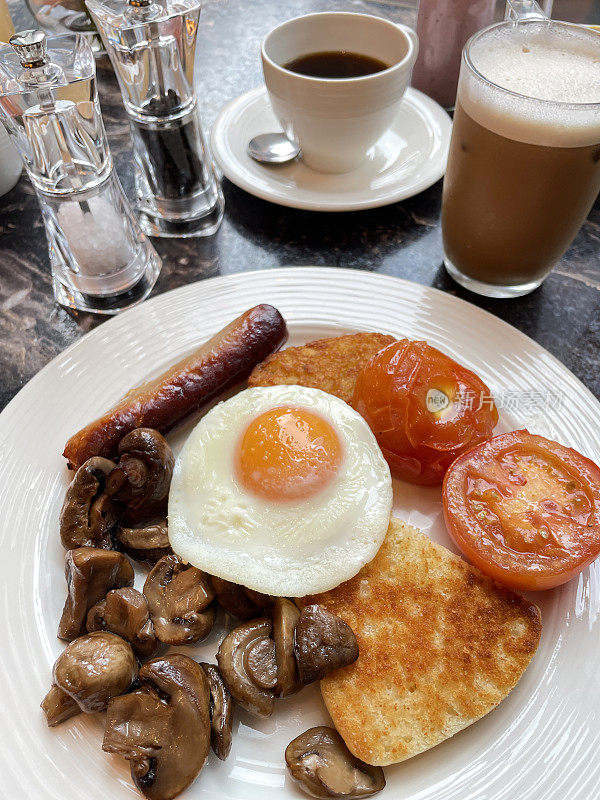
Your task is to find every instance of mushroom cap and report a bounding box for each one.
[285,726,385,799]
[87,587,158,660]
[58,547,135,641]
[107,429,174,511]
[272,598,301,697]
[143,554,215,645]
[294,605,359,686]
[103,654,211,800]
[216,618,275,718]
[116,521,172,566]
[59,457,119,550]
[53,631,138,714]
[200,662,235,761]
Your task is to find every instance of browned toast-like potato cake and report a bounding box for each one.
[299,518,542,766]
[248,332,396,405]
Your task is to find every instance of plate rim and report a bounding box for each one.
[210,86,452,212]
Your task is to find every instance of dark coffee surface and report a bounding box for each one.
[284,51,389,78]
[1,0,600,412]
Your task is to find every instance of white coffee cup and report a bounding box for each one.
[261,12,419,174]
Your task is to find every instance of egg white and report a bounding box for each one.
[168,385,392,596]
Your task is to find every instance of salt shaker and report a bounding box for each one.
[0,30,161,314]
[87,0,224,238]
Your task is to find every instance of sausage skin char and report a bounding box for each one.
[63,305,288,470]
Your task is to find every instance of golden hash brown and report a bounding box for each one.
[299,518,542,766]
[247,332,396,405]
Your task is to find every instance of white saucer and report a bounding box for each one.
[210,86,452,212]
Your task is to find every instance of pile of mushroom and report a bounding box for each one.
[59,428,175,566]
[217,600,359,717]
[44,426,381,800]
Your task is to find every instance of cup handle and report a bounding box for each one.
[397,23,419,66]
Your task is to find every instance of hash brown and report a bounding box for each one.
[299,517,542,766]
[247,332,396,405]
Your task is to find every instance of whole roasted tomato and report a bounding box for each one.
[352,340,498,485]
[443,431,600,590]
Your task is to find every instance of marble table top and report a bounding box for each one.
[1,0,599,412]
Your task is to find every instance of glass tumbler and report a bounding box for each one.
[441,1,600,297]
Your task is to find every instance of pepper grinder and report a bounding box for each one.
[0,30,161,314]
[87,0,224,238]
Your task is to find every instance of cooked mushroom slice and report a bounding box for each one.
[116,520,172,566]
[60,457,119,550]
[245,588,273,610]
[122,498,169,528]
[200,662,235,761]
[143,554,216,645]
[87,587,158,659]
[58,547,134,641]
[272,598,301,697]
[40,684,81,727]
[216,618,275,717]
[245,636,277,690]
[103,654,211,800]
[50,631,137,715]
[294,605,359,686]
[285,727,385,799]
[106,429,174,512]
[210,576,265,621]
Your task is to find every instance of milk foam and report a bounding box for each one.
[461,22,600,147]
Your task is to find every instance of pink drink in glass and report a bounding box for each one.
[411,0,495,108]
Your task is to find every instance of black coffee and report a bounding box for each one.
[283,50,390,79]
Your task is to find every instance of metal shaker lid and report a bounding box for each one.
[9,30,49,69]
[86,0,201,29]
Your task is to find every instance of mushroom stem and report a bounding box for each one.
[41,685,81,727]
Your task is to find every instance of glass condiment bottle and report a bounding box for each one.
[24,0,104,55]
[0,0,21,197]
[0,30,161,313]
[87,0,224,238]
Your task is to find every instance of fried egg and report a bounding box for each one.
[168,385,392,596]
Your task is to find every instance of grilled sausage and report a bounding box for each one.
[63,305,288,470]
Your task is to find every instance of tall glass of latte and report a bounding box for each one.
[442,12,600,297]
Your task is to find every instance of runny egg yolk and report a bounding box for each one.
[236,406,343,502]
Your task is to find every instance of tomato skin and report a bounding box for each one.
[353,340,498,485]
[443,430,600,591]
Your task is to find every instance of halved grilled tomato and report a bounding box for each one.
[352,340,498,485]
[443,430,600,590]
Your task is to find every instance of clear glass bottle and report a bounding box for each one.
[24,0,105,55]
[0,30,161,314]
[87,0,224,238]
[0,0,22,197]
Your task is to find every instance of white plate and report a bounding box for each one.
[210,87,451,211]
[0,267,599,800]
